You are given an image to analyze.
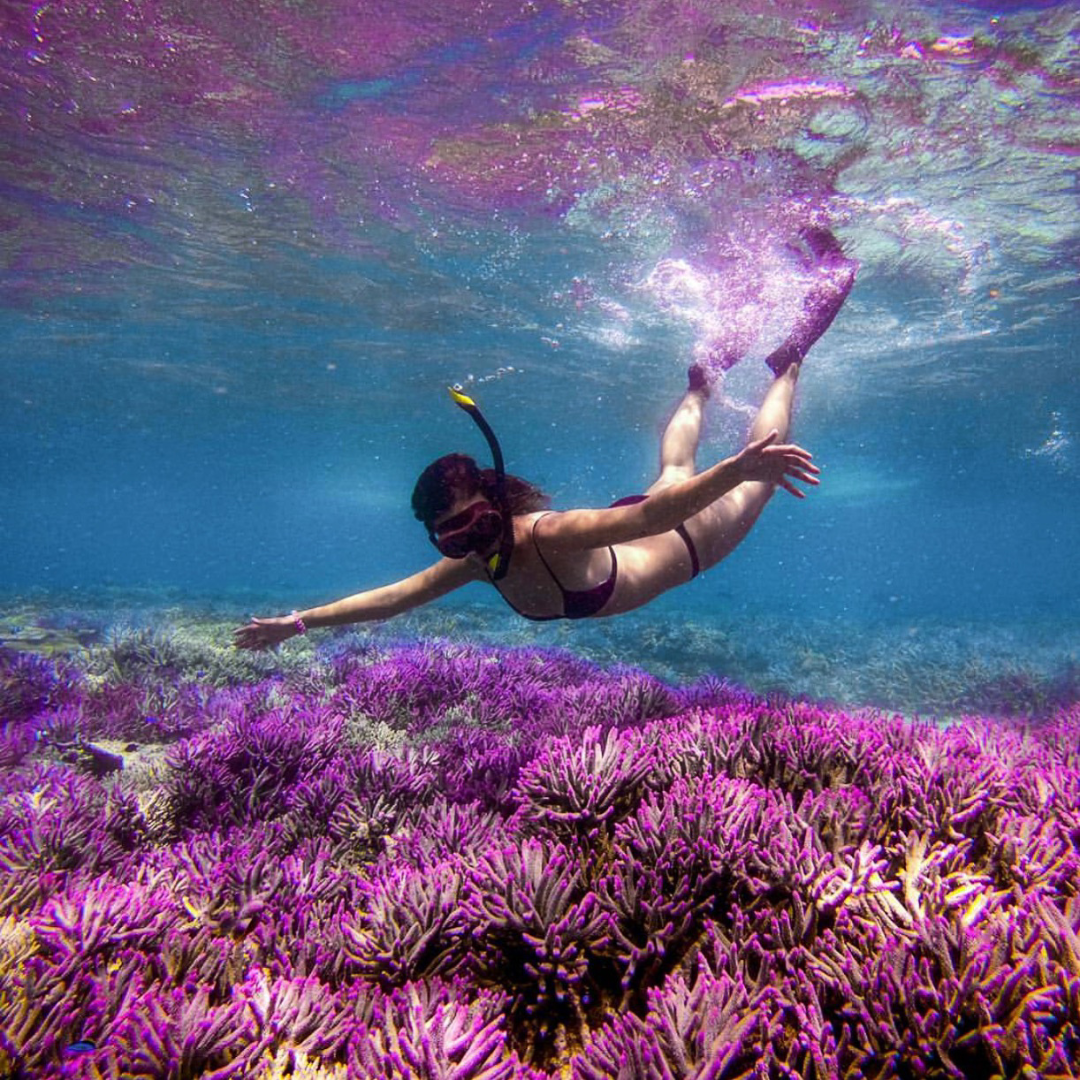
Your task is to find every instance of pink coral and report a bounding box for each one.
[0,644,1077,1077]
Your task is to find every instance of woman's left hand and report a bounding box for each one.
[233,615,297,651]
[731,429,820,498]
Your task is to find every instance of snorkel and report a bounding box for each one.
[448,387,515,579]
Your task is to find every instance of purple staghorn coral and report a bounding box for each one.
[513,726,657,840]
[342,859,471,987]
[163,705,345,832]
[601,775,796,1001]
[0,721,36,771]
[572,929,779,1080]
[232,968,350,1063]
[0,768,148,914]
[344,980,537,1080]
[467,838,611,1058]
[0,641,1077,1077]
[98,981,252,1079]
[394,798,514,872]
[1,649,82,725]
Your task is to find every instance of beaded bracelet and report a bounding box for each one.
[291,611,308,636]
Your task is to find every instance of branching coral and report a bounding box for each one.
[0,768,149,914]
[395,798,513,871]
[162,706,345,831]
[1,648,79,725]
[513,726,656,841]
[466,839,611,1061]
[342,859,472,986]
[601,775,782,1001]
[100,981,253,1079]
[0,720,37,770]
[988,809,1080,900]
[349,982,524,1080]
[572,935,775,1080]
[231,967,348,1062]
[34,881,177,977]
[179,842,284,938]
[1,639,1078,1079]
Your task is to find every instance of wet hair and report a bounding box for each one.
[411,453,550,530]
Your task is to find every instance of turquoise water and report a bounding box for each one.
[3,9,1080,1075]
[2,0,1078,710]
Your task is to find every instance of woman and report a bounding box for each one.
[234,230,855,648]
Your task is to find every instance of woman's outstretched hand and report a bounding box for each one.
[731,429,820,498]
[233,616,297,651]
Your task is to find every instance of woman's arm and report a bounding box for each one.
[233,556,481,650]
[537,430,819,552]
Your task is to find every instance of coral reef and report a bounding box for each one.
[6,597,1079,721]
[1,624,1078,1077]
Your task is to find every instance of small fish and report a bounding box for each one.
[65,1040,96,1055]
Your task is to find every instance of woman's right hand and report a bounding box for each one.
[233,616,298,651]
[731,429,820,498]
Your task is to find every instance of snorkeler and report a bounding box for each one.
[234,229,855,648]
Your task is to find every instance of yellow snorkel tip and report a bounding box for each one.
[448,386,477,410]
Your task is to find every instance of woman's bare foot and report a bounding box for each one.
[766,229,857,375]
[687,362,712,398]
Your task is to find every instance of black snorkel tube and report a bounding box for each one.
[448,386,514,580]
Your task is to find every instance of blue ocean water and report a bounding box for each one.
[1,0,1078,709]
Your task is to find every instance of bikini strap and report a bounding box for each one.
[530,512,567,591]
[532,513,619,609]
[486,512,562,623]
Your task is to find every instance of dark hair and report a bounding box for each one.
[411,452,550,529]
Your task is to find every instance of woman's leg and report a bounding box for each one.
[688,362,801,568]
[687,231,855,568]
[646,368,710,493]
[646,228,852,572]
